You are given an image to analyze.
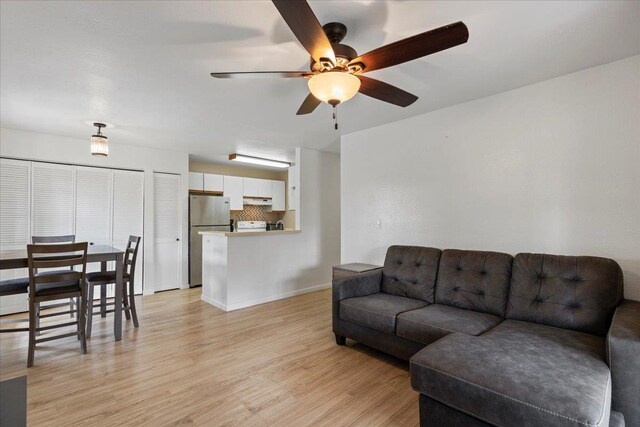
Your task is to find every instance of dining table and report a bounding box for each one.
[0,244,126,341]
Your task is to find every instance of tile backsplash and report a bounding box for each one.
[231,205,285,224]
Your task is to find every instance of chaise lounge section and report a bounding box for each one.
[333,246,640,427]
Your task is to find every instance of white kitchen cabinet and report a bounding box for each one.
[243,177,260,197]
[204,173,224,192]
[188,172,204,191]
[271,180,285,211]
[258,179,273,198]
[224,176,244,210]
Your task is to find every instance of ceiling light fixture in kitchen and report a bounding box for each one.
[229,154,291,169]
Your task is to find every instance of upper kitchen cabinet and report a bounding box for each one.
[271,180,286,211]
[224,176,244,210]
[188,172,204,191]
[203,173,223,192]
[258,179,272,198]
[243,178,260,197]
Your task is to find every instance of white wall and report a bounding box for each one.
[0,127,190,293]
[341,56,640,301]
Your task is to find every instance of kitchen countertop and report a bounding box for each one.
[199,229,301,237]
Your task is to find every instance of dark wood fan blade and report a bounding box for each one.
[349,21,468,73]
[272,0,336,65]
[357,76,418,107]
[296,93,322,115]
[210,71,312,79]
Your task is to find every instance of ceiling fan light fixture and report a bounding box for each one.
[229,153,291,169]
[90,122,108,157]
[308,71,360,104]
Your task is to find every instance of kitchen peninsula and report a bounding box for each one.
[200,229,330,312]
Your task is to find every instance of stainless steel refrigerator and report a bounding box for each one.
[189,195,230,287]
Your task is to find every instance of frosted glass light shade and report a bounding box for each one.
[308,72,360,104]
[91,135,108,156]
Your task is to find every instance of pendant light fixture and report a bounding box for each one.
[90,122,108,156]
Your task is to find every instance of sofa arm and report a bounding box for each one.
[332,269,382,343]
[333,269,382,301]
[607,299,640,427]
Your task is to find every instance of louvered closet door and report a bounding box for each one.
[32,162,75,237]
[76,166,112,246]
[153,172,181,291]
[0,159,30,314]
[112,170,144,294]
[76,166,113,299]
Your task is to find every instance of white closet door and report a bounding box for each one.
[32,162,75,237]
[0,159,30,315]
[76,166,112,246]
[0,158,30,246]
[153,172,181,292]
[112,170,144,294]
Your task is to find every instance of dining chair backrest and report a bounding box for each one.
[31,235,76,273]
[32,235,76,244]
[125,236,141,282]
[27,242,88,299]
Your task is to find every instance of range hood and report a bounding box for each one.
[243,197,272,206]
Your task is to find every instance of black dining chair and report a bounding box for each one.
[0,235,78,334]
[32,235,78,319]
[26,242,88,367]
[85,236,141,338]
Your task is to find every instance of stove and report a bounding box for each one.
[236,220,267,232]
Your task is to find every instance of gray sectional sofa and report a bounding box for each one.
[332,246,640,427]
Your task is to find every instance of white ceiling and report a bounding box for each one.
[1,1,639,164]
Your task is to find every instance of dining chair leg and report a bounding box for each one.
[129,281,139,328]
[27,299,36,368]
[100,285,107,318]
[35,302,41,336]
[69,297,75,318]
[86,283,94,339]
[79,287,87,355]
[123,283,131,321]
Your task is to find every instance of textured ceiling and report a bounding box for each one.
[1,1,639,164]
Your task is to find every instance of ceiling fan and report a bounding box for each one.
[211,0,469,128]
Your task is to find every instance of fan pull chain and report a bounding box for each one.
[333,105,338,130]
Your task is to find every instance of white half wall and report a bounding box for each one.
[0,127,190,293]
[341,56,640,300]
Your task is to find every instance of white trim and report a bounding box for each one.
[201,283,331,312]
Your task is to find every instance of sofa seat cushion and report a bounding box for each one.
[411,320,611,427]
[397,304,503,345]
[339,293,429,334]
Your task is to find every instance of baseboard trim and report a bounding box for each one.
[200,283,331,312]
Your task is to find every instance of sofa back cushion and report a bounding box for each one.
[382,246,442,302]
[435,249,513,317]
[507,253,623,336]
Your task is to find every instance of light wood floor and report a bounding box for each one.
[0,288,419,426]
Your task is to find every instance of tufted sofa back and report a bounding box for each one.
[434,249,514,317]
[507,253,623,336]
[382,246,442,302]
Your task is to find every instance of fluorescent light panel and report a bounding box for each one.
[228,153,290,169]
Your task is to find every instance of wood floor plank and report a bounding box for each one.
[0,288,419,426]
